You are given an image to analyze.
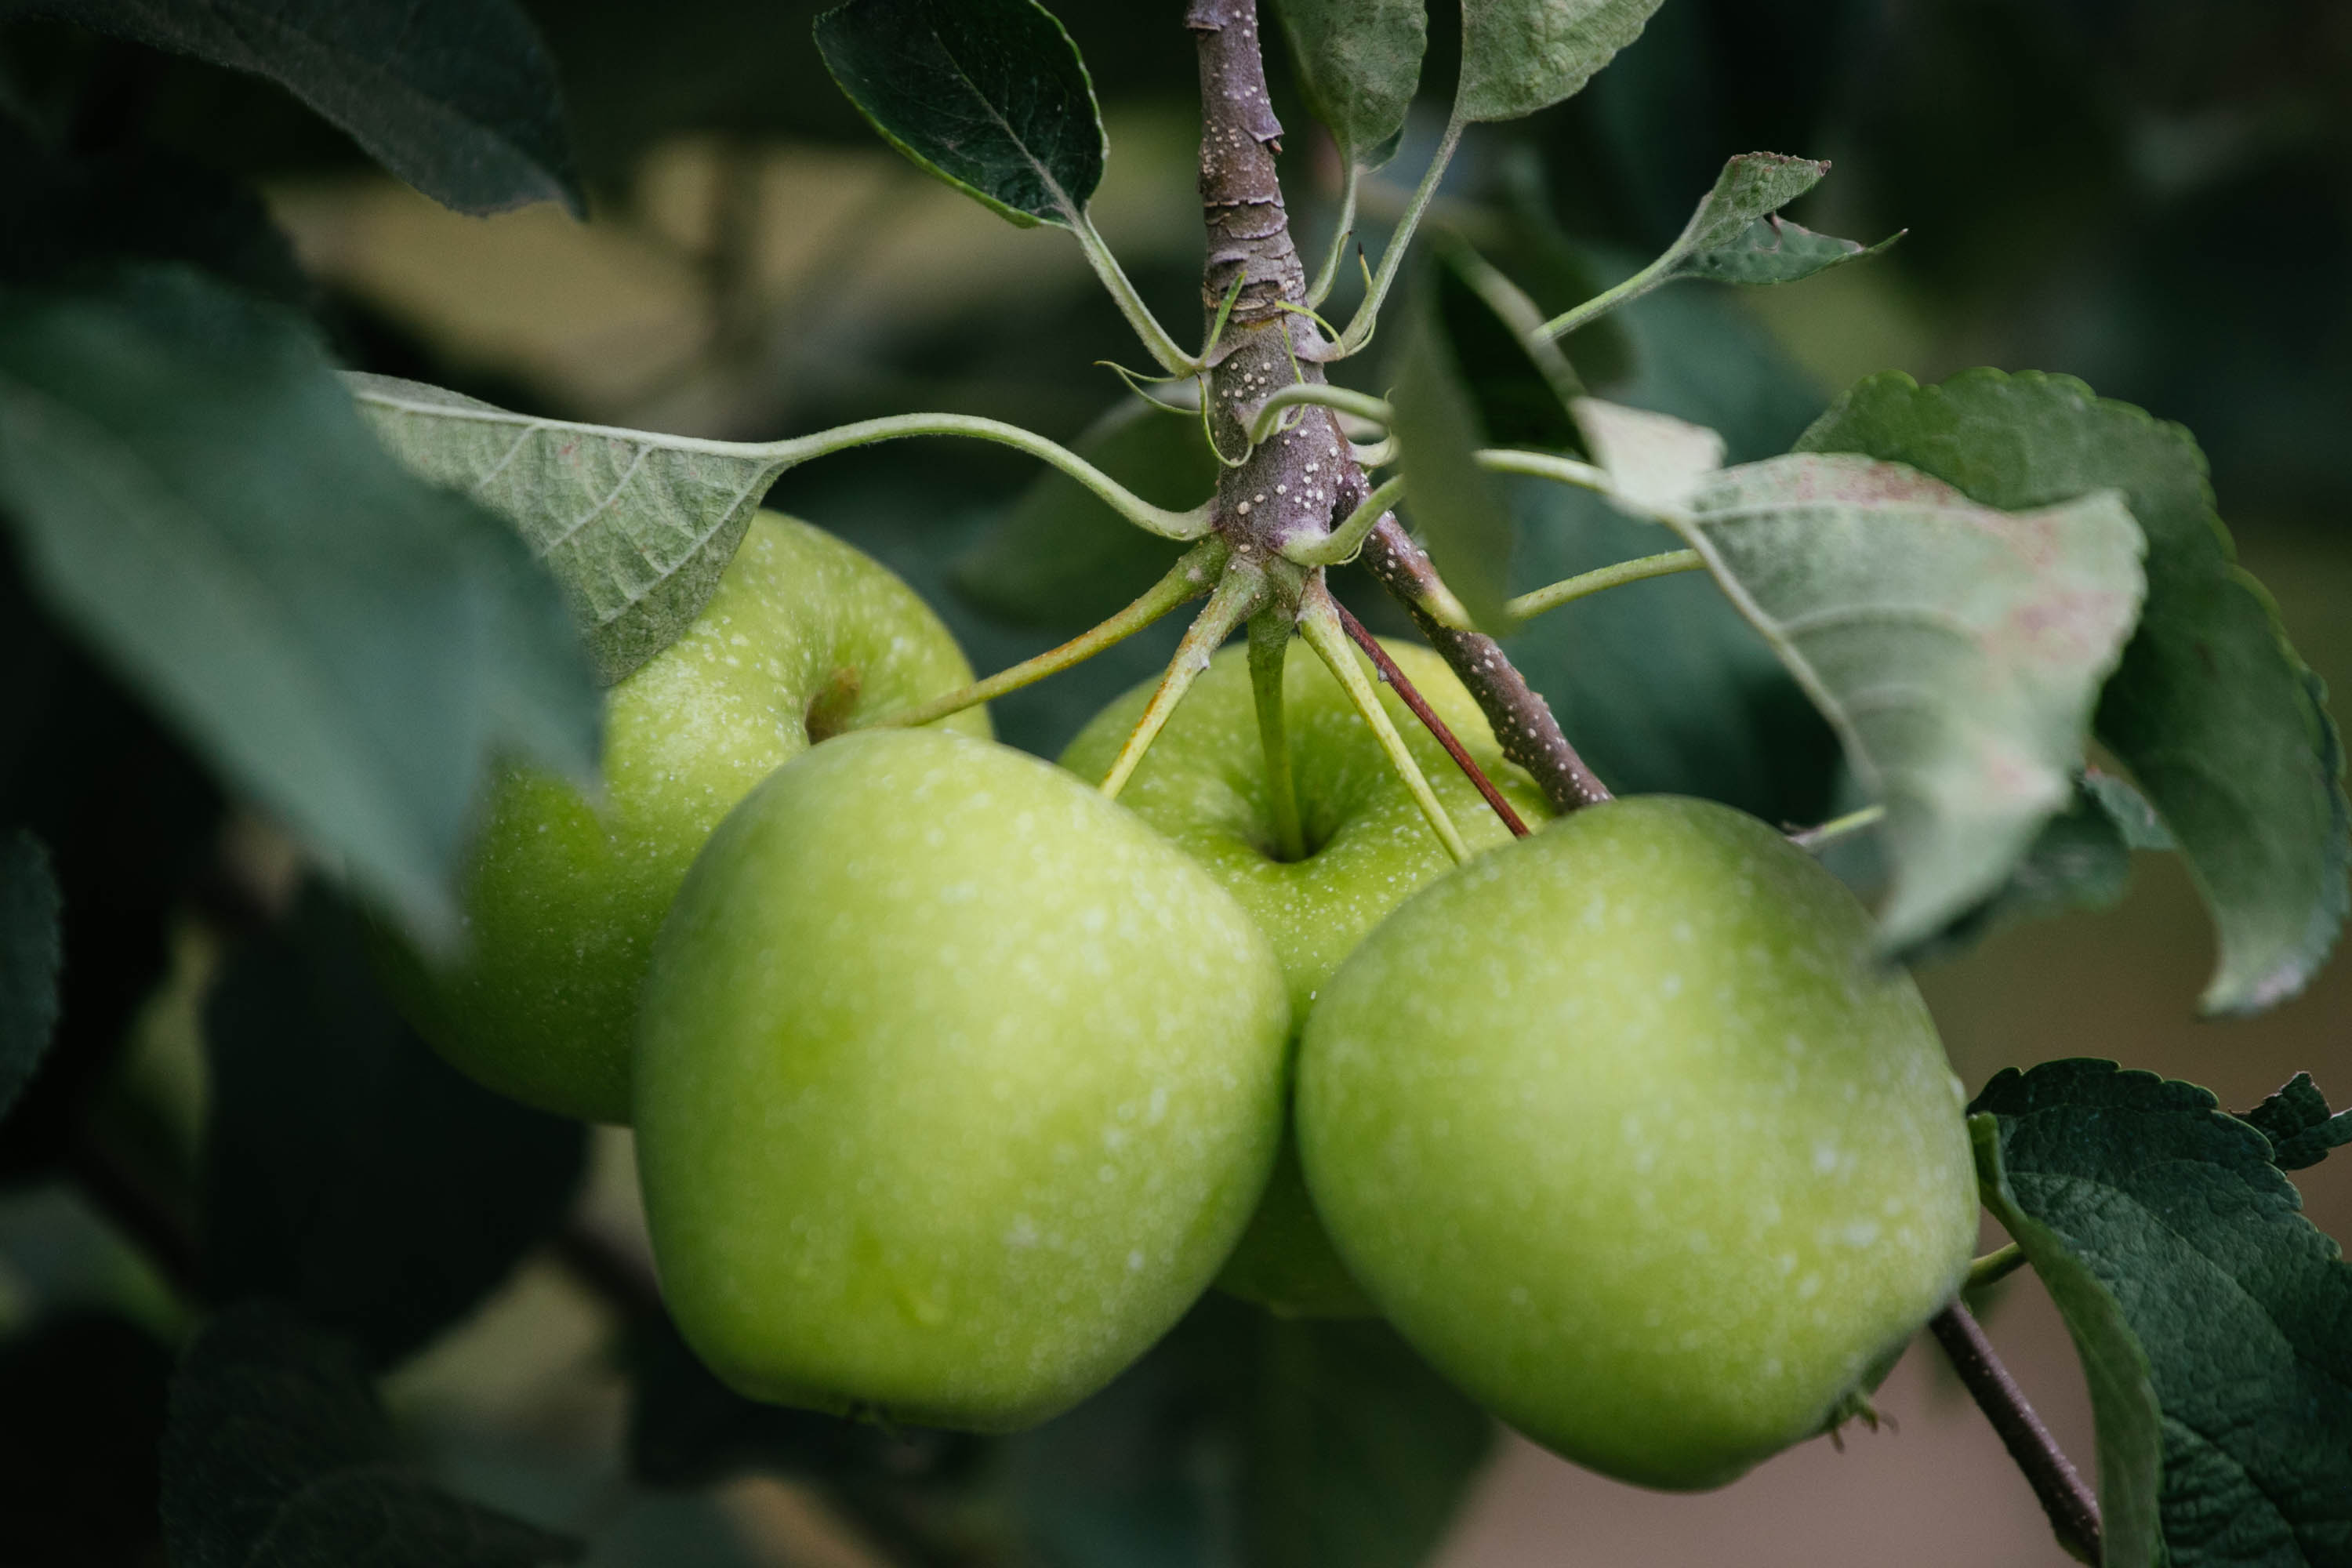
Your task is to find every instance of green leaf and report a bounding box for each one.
[1647,155,1894,290]
[161,1303,583,1568]
[348,372,790,685]
[1667,153,1835,256]
[1971,1060,2352,1568]
[1903,771,2158,964]
[1269,0,1425,166]
[1388,273,1515,631]
[1662,449,2147,949]
[0,829,61,1126]
[1458,0,1668,123]
[1677,215,1900,287]
[0,270,598,949]
[814,0,1105,229]
[2238,1073,2352,1173]
[951,399,1202,630]
[201,887,586,1369]
[1800,369,2350,1014]
[36,0,581,217]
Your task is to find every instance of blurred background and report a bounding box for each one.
[2,0,2347,1563]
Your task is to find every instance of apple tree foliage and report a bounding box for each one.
[0,0,2346,1564]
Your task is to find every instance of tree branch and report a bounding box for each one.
[1355,510,1612,815]
[1334,601,1530,839]
[1927,1301,2103,1565]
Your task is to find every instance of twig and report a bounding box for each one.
[1356,512,1612,815]
[1333,601,1530,839]
[1927,1301,2103,1565]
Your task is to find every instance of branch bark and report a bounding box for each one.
[1928,1301,2104,1564]
[1356,509,1612,814]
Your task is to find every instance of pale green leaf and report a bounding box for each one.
[348,373,794,684]
[1904,771,2162,964]
[1270,0,1426,166]
[1673,452,2147,949]
[813,0,1105,228]
[1458,0,1668,123]
[1570,396,1724,517]
[1800,369,2350,1014]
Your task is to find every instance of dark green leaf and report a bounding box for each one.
[0,116,307,301]
[0,272,597,949]
[1458,0,1667,123]
[0,1312,174,1566]
[1388,273,1514,630]
[1436,239,1584,451]
[2238,1073,2352,1173]
[201,887,586,1368]
[36,0,581,216]
[1228,1315,1495,1568]
[0,829,61,1126]
[1643,445,2148,949]
[1800,369,2350,1014]
[1972,1060,2352,1568]
[162,1303,583,1568]
[1011,1294,1492,1568]
[1677,214,1900,286]
[1904,771,2158,964]
[1269,0,1425,166]
[814,0,1105,228]
[1968,1103,2165,1568]
[627,1314,979,1490]
[951,399,1202,630]
[349,372,797,684]
[0,563,223,1185]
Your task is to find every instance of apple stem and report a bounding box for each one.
[1928,1301,2105,1564]
[855,539,1228,732]
[1248,609,1310,862]
[1098,558,1267,800]
[1334,601,1531,840]
[1299,586,1471,864]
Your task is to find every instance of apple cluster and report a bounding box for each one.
[388,514,1979,1490]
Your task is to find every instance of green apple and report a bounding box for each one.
[1060,638,1549,1316]
[379,511,988,1124]
[633,726,1291,1431]
[1298,795,1978,1490]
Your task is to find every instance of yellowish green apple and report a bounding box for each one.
[379,512,987,1123]
[1298,795,1978,1488]
[1061,637,1548,1316]
[633,726,1291,1431]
